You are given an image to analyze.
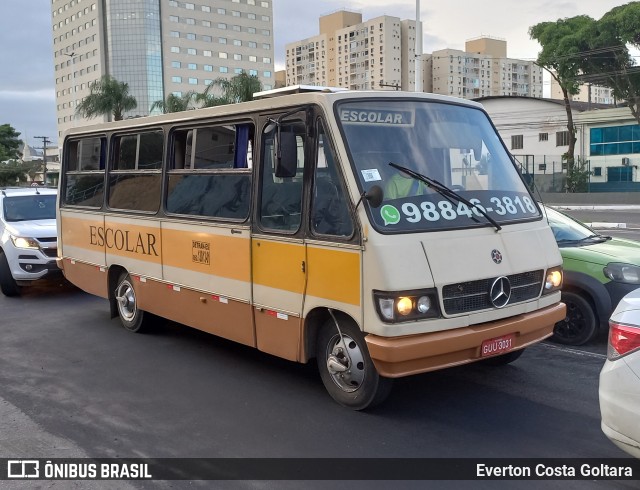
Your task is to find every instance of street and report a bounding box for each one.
[0,271,635,488]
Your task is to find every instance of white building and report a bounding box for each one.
[478,96,639,190]
[550,76,616,105]
[430,37,543,99]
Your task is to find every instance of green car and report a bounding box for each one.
[545,206,640,345]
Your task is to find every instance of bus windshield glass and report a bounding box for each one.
[336,99,540,233]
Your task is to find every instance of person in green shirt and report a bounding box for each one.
[384,172,428,200]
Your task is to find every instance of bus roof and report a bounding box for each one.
[62,90,485,139]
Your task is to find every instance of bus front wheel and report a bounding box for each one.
[316,318,392,410]
[114,272,152,333]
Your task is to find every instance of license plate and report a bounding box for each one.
[481,334,516,357]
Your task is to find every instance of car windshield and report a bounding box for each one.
[336,99,540,233]
[544,206,608,244]
[2,194,57,222]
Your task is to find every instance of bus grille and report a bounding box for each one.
[442,270,544,315]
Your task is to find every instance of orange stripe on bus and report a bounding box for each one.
[62,215,162,264]
[161,228,250,282]
[306,246,361,306]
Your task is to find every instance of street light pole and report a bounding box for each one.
[415,0,422,92]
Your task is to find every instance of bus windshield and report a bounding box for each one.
[336,99,540,233]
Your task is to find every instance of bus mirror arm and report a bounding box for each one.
[355,185,384,211]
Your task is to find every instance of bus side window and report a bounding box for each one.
[63,137,106,208]
[259,120,305,232]
[166,123,253,221]
[311,124,353,237]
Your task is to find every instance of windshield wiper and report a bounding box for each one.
[388,162,501,232]
[579,234,611,243]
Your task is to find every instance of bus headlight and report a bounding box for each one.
[396,297,413,316]
[543,266,563,294]
[374,289,440,323]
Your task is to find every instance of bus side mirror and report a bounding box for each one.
[275,131,298,178]
[365,185,383,208]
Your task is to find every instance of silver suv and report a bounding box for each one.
[0,187,60,296]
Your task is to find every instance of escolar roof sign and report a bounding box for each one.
[339,108,414,126]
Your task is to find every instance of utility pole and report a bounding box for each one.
[34,136,51,186]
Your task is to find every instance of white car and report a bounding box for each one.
[0,187,60,296]
[600,288,640,458]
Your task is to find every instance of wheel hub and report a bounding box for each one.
[325,335,366,393]
[115,281,137,321]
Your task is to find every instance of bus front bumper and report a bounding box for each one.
[365,302,566,378]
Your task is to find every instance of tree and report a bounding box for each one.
[76,75,137,121]
[529,16,595,174]
[0,124,23,162]
[200,71,263,106]
[0,161,33,186]
[150,91,196,114]
[579,2,640,124]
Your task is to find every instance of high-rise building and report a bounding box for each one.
[285,10,418,91]
[429,37,543,99]
[549,75,615,105]
[51,0,275,140]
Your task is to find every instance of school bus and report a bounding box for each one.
[57,86,565,409]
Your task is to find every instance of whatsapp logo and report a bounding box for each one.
[380,205,401,226]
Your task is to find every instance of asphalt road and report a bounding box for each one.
[0,278,635,489]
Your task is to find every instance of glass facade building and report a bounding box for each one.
[590,125,640,156]
[52,0,275,139]
[105,0,164,117]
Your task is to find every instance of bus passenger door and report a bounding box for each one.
[252,115,308,361]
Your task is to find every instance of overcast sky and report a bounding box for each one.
[0,0,627,147]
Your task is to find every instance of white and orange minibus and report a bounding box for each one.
[58,86,565,409]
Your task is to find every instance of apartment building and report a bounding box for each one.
[550,76,615,105]
[430,37,543,99]
[285,10,418,92]
[51,0,275,140]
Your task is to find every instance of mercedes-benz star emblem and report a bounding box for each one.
[489,276,511,309]
[491,249,503,264]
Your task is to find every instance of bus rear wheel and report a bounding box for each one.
[316,318,392,410]
[114,272,152,333]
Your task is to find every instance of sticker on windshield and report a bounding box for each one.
[339,108,414,126]
[361,169,382,182]
[380,205,401,226]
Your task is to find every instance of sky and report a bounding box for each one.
[0,0,628,147]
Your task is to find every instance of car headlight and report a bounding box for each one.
[374,289,440,323]
[10,235,40,250]
[543,266,563,294]
[603,263,640,285]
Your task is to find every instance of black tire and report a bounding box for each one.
[551,291,598,346]
[114,272,152,333]
[481,348,524,366]
[0,251,20,297]
[316,318,392,410]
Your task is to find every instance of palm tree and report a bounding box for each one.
[200,71,263,106]
[76,75,137,121]
[150,91,196,114]
[194,92,231,108]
